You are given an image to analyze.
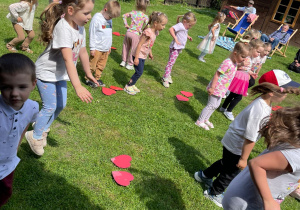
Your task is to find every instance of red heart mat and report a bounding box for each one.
[110,86,123,91]
[272,106,283,111]
[112,171,134,186]
[180,91,193,97]
[111,47,117,50]
[111,155,132,168]
[112,32,120,36]
[102,87,116,96]
[176,95,189,101]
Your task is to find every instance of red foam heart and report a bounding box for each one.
[111,47,117,50]
[272,106,283,111]
[112,32,120,36]
[176,95,189,101]
[110,86,123,91]
[111,155,132,168]
[112,171,134,186]
[180,91,193,97]
[102,87,116,96]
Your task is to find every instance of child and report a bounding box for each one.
[197,12,225,62]
[0,53,38,206]
[86,0,121,87]
[6,0,38,53]
[222,106,300,210]
[220,39,264,121]
[120,0,149,70]
[195,42,250,130]
[251,42,272,80]
[194,83,300,208]
[25,0,98,156]
[124,11,168,95]
[162,12,196,88]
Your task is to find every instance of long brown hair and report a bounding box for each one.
[39,0,94,44]
[208,12,225,30]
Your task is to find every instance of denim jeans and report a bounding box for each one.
[261,34,279,50]
[128,56,145,86]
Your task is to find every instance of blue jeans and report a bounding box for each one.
[128,56,145,86]
[260,34,280,50]
[33,80,67,139]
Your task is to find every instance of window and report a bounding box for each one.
[272,0,300,27]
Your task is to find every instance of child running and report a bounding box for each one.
[194,83,300,208]
[25,0,97,156]
[220,39,265,121]
[6,0,38,53]
[86,0,121,87]
[0,53,38,207]
[197,12,226,62]
[124,11,168,95]
[195,42,250,130]
[120,0,149,70]
[162,11,196,88]
[223,106,300,210]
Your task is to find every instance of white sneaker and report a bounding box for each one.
[125,64,134,70]
[162,78,169,88]
[132,85,140,93]
[167,76,173,84]
[124,85,137,95]
[120,61,126,67]
[224,111,234,121]
[198,56,206,63]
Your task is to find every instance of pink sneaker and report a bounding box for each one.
[195,120,210,130]
[204,120,214,128]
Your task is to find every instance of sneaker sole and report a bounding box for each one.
[124,88,137,95]
[223,113,234,121]
[25,132,44,156]
[204,190,223,208]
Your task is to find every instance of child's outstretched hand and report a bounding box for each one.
[236,158,247,170]
[75,86,93,103]
[17,17,23,22]
[149,52,153,60]
[187,35,193,41]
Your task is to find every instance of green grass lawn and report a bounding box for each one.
[1,0,300,209]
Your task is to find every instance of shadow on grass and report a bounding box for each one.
[130,168,186,210]
[112,68,130,86]
[109,49,122,64]
[174,97,199,121]
[4,145,102,209]
[168,137,210,177]
[193,87,208,106]
[185,48,199,60]
[144,64,161,83]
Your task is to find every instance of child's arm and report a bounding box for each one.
[207,71,221,95]
[79,46,99,85]
[61,47,93,103]
[187,33,192,41]
[122,12,131,29]
[237,139,256,169]
[211,24,219,41]
[17,124,30,150]
[249,151,292,210]
[149,49,153,60]
[9,2,29,22]
[133,34,148,66]
[169,27,181,46]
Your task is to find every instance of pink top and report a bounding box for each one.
[207,58,237,97]
[134,28,158,59]
[122,10,149,36]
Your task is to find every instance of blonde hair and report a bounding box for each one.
[263,42,272,49]
[249,39,264,49]
[104,0,121,18]
[21,0,38,12]
[231,41,251,56]
[177,11,196,24]
[39,0,94,44]
[143,11,167,31]
[208,12,225,30]
[240,29,261,43]
[136,0,148,13]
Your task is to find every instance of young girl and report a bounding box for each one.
[223,106,300,210]
[162,12,196,88]
[0,53,38,206]
[251,42,272,79]
[6,0,38,53]
[124,11,168,95]
[120,0,149,70]
[195,42,250,130]
[25,0,98,156]
[197,12,225,62]
[220,39,265,121]
[194,83,300,208]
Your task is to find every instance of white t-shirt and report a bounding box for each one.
[222,97,271,155]
[6,2,36,30]
[0,96,38,180]
[89,12,112,52]
[35,18,86,82]
[169,22,188,50]
[222,145,300,210]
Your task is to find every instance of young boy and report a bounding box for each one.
[0,53,38,207]
[86,0,121,87]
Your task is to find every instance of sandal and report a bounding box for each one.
[22,46,33,54]
[195,120,210,130]
[6,43,18,53]
[205,120,214,128]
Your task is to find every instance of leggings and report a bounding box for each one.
[198,95,222,122]
[8,23,35,48]
[33,80,67,139]
[221,92,242,112]
[163,48,181,78]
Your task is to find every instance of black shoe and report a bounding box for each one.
[86,80,98,88]
[97,79,105,87]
